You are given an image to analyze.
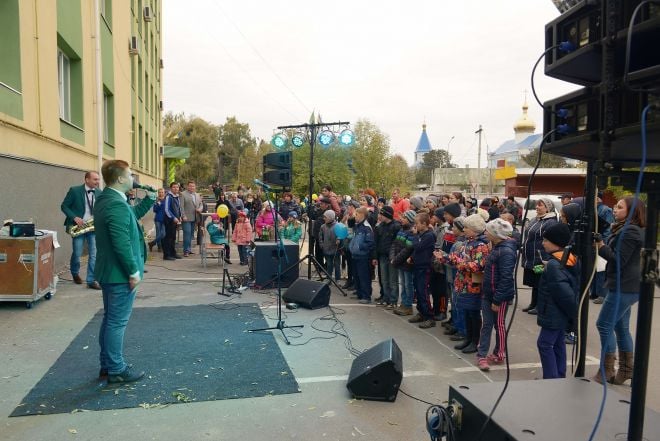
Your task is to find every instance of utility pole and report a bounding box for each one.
[444,136,455,193]
[475,125,483,197]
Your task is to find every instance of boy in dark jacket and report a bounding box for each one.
[373,206,400,307]
[391,210,416,315]
[407,212,437,329]
[477,219,517,371]
[536,223,578,379]
[349,207,376,304]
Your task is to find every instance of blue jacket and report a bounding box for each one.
[521,215,558,269]
[537,253,579,331]
[349,220,375,258]
[482,238,518,306]
[411,229,436,269]
[152,199,165,223]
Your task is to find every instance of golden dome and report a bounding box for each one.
[513,100,536,133]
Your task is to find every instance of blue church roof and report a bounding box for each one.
[493,133,542,155]
[415,124,432,152]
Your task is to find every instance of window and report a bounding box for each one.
[58,49,71,122]
[101,0,112,28]
[103,91,114,145]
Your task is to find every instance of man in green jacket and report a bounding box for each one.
[60,171,102,289]
[94,160,154,384]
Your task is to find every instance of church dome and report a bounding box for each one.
[513,100,536,133]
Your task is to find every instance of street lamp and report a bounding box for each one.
[443,136,455,192]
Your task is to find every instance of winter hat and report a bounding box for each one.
[378,197,387,205]
[477,208,490,222]
[463,214,487,234]
[410,196,424,211]
[444,202,462,218]
[349,200,360,209]
[486,218,513,240]
[402,210,417,224]
[561,203,582,226]
[479,198,493,208]
[453,216,466,232]
[363,195,375,206]
[318,196,331,205]
[538,197,555,212]
[425,197,438,207]
[380,206,394,220]
[433,207,445,220]
[543,222,571,248]
[210,213,220,222]
[323,210,336,221]
[288,211,298,219]
[238,210,247,217]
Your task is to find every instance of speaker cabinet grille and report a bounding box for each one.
[253,240,299,288]
[347,338,403,402]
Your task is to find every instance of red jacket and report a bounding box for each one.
[232,219,253,245]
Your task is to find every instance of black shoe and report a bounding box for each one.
[461,343,478,354]
[99,368,108,380]
[454,340,471,350]
[522,305,535,312]
[527,308,538,315]
[174,255,183,259]
[107,366,145,384]
[87,281,102,290]
[164,257,176,261]
[444,326,458,336]
[374,296,383,303]
[341,282,354,289]
[449,334,465,341]
[224,258,232,264]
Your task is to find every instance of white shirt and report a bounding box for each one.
[83,185,95,221]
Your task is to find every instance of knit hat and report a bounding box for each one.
[463,214,487,234]
[425,198,438,207]
[380,206,394,220]
[477,208,490,222]
[210,213,220,222]
[238,210,247,217]
[485,218,513,240]
[323,210,336,221]
[288,211,298,219]
[402,210,417,224]
[433,207,445,220]
[561,203,582,226]
[543,222,571,247]
[453,216,466,232]
[444,202,461,218]
[538,197,555,212]
[410,196,424,211]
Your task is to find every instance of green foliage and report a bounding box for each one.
[520,149,570,168]
[218,116,255,185]
[422,149,457,169]
[290,143,353,198]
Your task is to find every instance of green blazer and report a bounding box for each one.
[61,184,102,227]
[93,188,154,283]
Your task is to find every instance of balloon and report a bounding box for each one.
[300,201,306,209]
[312,193,318,201]
[334,222,348,240]
[216,204,229,218]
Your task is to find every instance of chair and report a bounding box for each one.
[199,227,228,268]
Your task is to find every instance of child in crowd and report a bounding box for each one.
[373,206,400,307]
[536,223,578,379]
[280,211,303,243]
[407,212,437,329]
[207,214,231,264]
[477,218,517,371]
[430,207,448,321]
[348,207,375,303]
[231,211,252,265]
[451,214,489,354]
[320,210,341,280]
[391,210,416,316]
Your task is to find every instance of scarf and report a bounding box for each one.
[610,219,628,236]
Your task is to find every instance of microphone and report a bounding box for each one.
[132,181,157,192]
[253,179,271,190]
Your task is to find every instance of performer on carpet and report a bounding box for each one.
[61,171,103,289]
[94,160,155,383]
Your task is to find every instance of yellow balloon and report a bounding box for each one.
[300,201,306,209]
[312,193,318,200]
[216,204,229,218]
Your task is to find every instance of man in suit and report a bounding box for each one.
[61,171,103,289]
[94,160,154,384]
[179,180,203,257]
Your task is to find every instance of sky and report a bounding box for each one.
[162,0,579,168]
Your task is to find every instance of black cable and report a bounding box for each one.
[530,45,566,110]
[623,1,660,93]
[398,388,435,406]
[475,129,556,441]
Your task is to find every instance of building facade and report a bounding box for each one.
[0,0,163,268]
[414,123,432,166]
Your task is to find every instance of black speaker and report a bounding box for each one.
[346,338,403,402]
[253,240,299,288]
[282,279,331,309]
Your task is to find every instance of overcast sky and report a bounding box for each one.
[163,0,579,168]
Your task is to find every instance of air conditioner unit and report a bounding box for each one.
[129,36,139,55]
[159,146,164,156]
[143,6,153,22]
[159,58,164,69]
[159,100,163,111]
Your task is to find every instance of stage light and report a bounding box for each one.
[317,128,335,147]
[338,128,355,146]
[291,131,306,148]
[271,131,288,149]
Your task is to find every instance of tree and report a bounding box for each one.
[218,117,254,185]
[520,149,570,168]
[351,119,392,191]
[422,149,457,169]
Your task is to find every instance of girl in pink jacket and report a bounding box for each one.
[255,202,277,239]
[232,211,253,265]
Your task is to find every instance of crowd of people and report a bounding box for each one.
[63,170,645,384]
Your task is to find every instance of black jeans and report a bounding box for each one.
[163,218,178,258]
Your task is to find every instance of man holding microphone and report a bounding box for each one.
[94,160,155,383]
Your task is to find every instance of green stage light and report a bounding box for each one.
[338,128,355,146]
[317,129,335,147]
[291,131,306,148]
[271,132,288,149]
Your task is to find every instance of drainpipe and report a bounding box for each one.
[34,0,43,133]
[93,0,104,183]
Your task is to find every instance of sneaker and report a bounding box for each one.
[419,319,436,329]
[385,303,396,310]
[593,297,604,304]
[358,299,371,304]
[393,306,413,316]
[461,343,478,354]
[449,334,466,341]
[434,313,447,322]
[374,296,384,303]
[565,332,577,345]
[107,366,145,384]
[527,308,538,315]
[487,354,505,365]
[443,326,458,336]
[408,313,425,323]
[224,258,232,264]
[454,340,470,350]
[478,358,490,371]
[375,298,386,306]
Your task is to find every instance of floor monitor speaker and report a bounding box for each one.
[282,279,330,309]
[346,338,402,402]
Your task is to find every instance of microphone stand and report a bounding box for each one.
[249,185,303,344]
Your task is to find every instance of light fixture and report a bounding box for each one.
[317,128,335,147]
[271,131,288,149]
[291,131,306,148]
[338,128,355,146]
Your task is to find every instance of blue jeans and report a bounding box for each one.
[537,328,566,379]
[379,255,399,305]
[399,270,414,307]
[413,267,433,320]
[182,221,195,253]
[451,288,466,336]
[99,283,137,374]
[596,290,639,353]
[70,232,97,284]
[325,253,341,280]
[352,258,372,301]
[591,271,607,298]
[155,221,165,247]
[237,245,248,264]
